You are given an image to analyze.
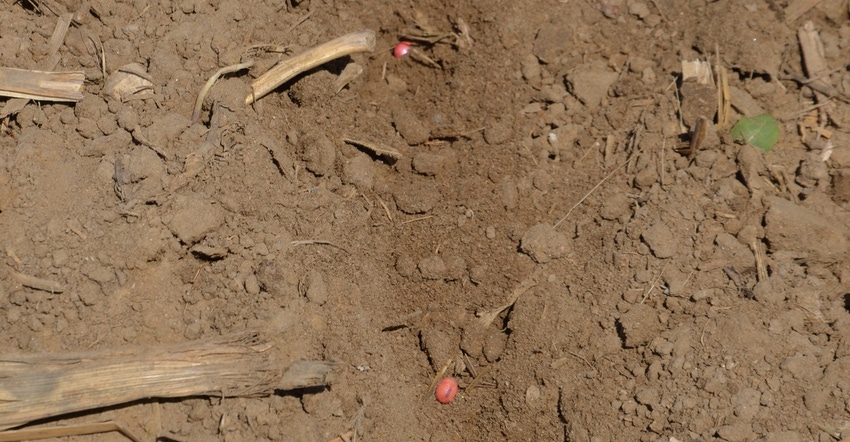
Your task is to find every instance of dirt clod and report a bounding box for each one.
[520,223,570,263]
[341,154,375,189]
[420,324,459,372]
[418,255,447,280]
[617,303,662,348]
[164,193,225,244]
[753,278,784,304]
[566,61,619,109]
[301,132,337,177]
[304,270,328,305]
[393,108,429,145]
[483,331,507,362]
[393,180,439,214]
[411,151,448,176]
[764,196,849,262]
[641,220,677,259]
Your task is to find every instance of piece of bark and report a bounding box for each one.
[246,30,375,104]
[0,332,334,431]
[0,12,75,119]
[0,67,84,102]
[785,0,822,23]
[798,21,832,103]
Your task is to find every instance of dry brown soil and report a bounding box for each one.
[3,0,850,441]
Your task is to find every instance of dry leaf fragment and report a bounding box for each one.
[334,62,363,94]
[0,67,84,102]
[102,63,154,102]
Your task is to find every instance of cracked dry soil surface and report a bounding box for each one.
[3,0,850,441]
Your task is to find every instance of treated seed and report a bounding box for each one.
[393,41,412,59]
[435,377,459,404]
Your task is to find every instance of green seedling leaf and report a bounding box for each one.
[730,114,780,152]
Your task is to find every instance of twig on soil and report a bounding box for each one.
[343,138,402,161]
[464,364,491,394]
[0,12,73,119]
[164,102,221,195]
[377,197,393,223]
[751,239,768,282]
[818,139,834,162]
[327,430,354,442]
[67,219,87,240]
[648,0,669,22]
[102,63,155,103]
[290,239,350,254]
[699,319,711,346]
[424,358,454,402]
[5,248,22,267]
[245,30,376,105]
[246,43,290,56]
[627,109,647,159]
[22,0,44,14]
[683,269,696,290]
[781,97,835,122]
[677,116,707,160]
[660,138,666,187]
[640,261,670,304]
[476,269,541,328]
[798,22,831,87]
[0,331,335,431]
[399,215,433,225]
[797,21,841,129]
[453,17,474,49]
[131,4,151,21]
[407,48,442,69]
[95,34,106,78]
[192,60,254,123]
[43,12,73,69]
[401,10,468,49]
[575,140,599,165]
[0,67,84,102]
[715,46,731,128]
[380,309,422,331]
[284,11,313,36]
[462,352,477,378]
[668,77,684,132]
[567,351,594,369]
[351,402,367,438]
[604,135,616,163]
[23,0,73,18]
[814,423,842,440]
[400,26,454,45]
[785,0,823,23]
[335,62,364,94]
[0,422,141,442]
[522,140,538,165]
[553,156,632,228]
[7,268,64,293]
[76,28,106,79]
[780,70,850,103]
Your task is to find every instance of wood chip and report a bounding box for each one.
[7,268,64,293]
[343,138,402,160]
[0,331,334,431]
[0,67,84,102]
[246,30,375,105]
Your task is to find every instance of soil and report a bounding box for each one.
[2,0,850,441]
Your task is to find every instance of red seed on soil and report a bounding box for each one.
[435,377,459,404]
[393,41,412,59]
